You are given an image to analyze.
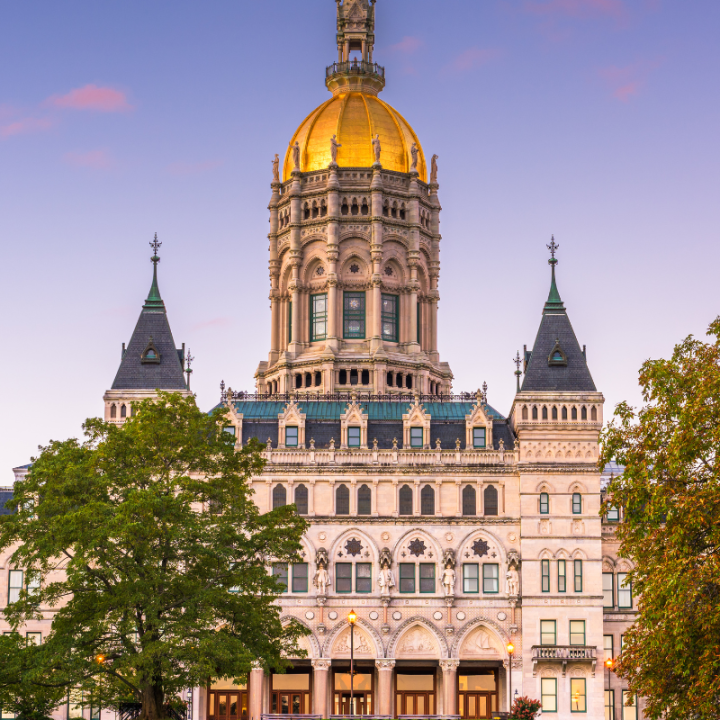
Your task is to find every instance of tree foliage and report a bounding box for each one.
[0,392,308,720]
[510,695,541,720]
[600,319,720,720]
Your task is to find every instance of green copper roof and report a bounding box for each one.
[143,257,165,312]
[543,258,565,314]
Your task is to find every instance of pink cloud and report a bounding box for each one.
[167,160,223,176]
[47,84,132,112]
[0,116,54,138]
[387,36,423,55]
[63,149,113,169]
[598,61,658,101]
[523,0,627,19]
[446,47,501,74]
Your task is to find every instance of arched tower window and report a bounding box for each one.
[572,407,578,420]
[572,492,582,514]
[581,406,588,420]
[484,485,498,516]
[552,406,558,420]
[542,406,548,420]
[532,406,538,420]
[540,492,549,514]
[294,484,308,515]
[399,485,413,516]
[110,404,117,419]
[336,485,350,515]
[120,404,127,418]
[421,485,435,515]
[357,484,371,515]
[272,484,286,509]
[522,406,528,420]
[462,485,476,516]
[591,407,598,421]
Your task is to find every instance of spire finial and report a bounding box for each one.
[543,235,565,314]
[514,351,522,392]
[185,349,194,391]
[547,235,559,264]
[143,233,165,311]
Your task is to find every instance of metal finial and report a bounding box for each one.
[150,233,162,264]
[220,380,225,403]
[482,381,488,404]
[547,235,559,262]
[185,349,194,391]
[514,352,522,392]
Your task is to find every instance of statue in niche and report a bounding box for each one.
[506,566,520,596]
[314,564,330,595]
[410,142,419,171]
[377,564,395,594]
[292,141,300,171]
[372,133,381,164]
[442,564,456,596]
[330,135,342,165]
[272,154,279,182]
[430,154,439,183]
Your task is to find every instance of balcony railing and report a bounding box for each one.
[326,60,385,79]
[222,390,485,405]
[531,645,597,676]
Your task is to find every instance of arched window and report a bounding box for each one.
[406,375,413,389]
[572,493,582,514]
[591,407,598,421]
[315,371,322,387]
[421,485,435,515]
[339,369,347,385]
[552,406,558,420]
[522,406,528,420]
[484,485,498,516]
[396,373,402,387]
[581,406,588,420]
[294,484,308,515]
[358,484,371,515]
[120,404,127,418]
[387,372,394,387]
[462,485,476,516]
[532,406,538,420]
[571,407,578,420]
[539,492,549,514]
[273,484,286,509]
[399,484,413,516]
[361,369,370,385]
[305,372,311,388]
[542,406,548,420]
[110,404,117,419]
[336,485,350,515]
[562,406,568,420]
[295,374,302,389]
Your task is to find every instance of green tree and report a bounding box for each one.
[600,319,720,720]
[509,695,541,720]
[0,392,307,720]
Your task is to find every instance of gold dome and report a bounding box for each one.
[283,92,426,182]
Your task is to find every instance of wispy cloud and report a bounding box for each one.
[445,47,501,74]
[523,0,627,20]
[598,61,659,101]
[190,317,232,332]
[387,36,423,55]
[167,160,224,176]
[64,149,113,169]
[46,84,132,112]
[1,116,54,138]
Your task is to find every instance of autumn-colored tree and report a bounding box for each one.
[0,392,307,720]
[509,695,541,719]
[600,319,720,720]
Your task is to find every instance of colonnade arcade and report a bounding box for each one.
[207,618,514,720]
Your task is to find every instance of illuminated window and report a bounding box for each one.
[570,678,586,713]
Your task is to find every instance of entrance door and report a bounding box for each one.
[334,671,373,715]
[395,674,435,717]
[458,672,498,720]
[208,691,248,720]
[270,672,311,716]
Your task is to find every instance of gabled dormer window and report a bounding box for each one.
[141,337,161,364]
[547,339,567,366]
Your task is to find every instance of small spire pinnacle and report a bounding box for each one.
[543,235,565,314]
[143,233,165,311]
[185,348,194,391]
[514,351,522,392]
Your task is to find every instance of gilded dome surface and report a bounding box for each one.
[283,92,426,182]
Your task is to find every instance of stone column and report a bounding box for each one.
[375,659,395,717]
[326,166,340,351]
[288,167,302,354]
[312,660,331,717]
[440,659,460,717]
[248,663,264,720]
[370,166,384,352]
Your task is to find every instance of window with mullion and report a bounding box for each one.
[621,692,637,720]
[605,690,615,720]
[348,426,361,448]
[399,563,415,593]
[336,563,352,593]
[569,620,586,646]
[343,292,366,339]
[463,563,479,593]
[292,563,308,593]
[381,293,399,342]
[540,492,549,514]
[541,678,557,713]
[356,563,372,593]
[483,563,499,593]
[310,293,327,341]
[572,493,582,514]
[8,570,23,603]
[540,620,556,645]
[558,560,567,593]
[570,678,587,713]
[541,559,550,593]
[603,573,615,608]
[604,634,614,661]
[419,564,435,593]
[410,427,424,448]
[618,573,633,608]
[574,559,583,592]
[272,563,288,593]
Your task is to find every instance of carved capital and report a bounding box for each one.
[311,659,332,671]
[439,659,460,672]
[375,659,396,670]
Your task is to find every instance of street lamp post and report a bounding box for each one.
[348,609,358,717]
[605,658,614,720]
[506,643,514,715]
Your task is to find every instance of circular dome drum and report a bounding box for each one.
[283,92,427,182]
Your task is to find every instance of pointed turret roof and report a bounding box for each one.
[111,236,188,391]
[521,239,596,393]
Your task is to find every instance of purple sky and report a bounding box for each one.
[1,0,718,477]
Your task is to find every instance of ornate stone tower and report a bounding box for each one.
[103,236,191,423]
[255,0,451,396]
